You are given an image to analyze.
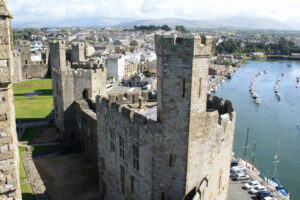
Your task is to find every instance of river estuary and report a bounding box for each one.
[215,60,300,200]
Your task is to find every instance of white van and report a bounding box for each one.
[230,166,247,177]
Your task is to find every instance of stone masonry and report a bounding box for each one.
[50,34,236,200]
[0,1,22,199]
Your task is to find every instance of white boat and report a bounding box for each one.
[255,98,262,104]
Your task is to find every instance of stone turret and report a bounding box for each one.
[50,40,67,70]
[50,40,72,134]
[0,1,22,199]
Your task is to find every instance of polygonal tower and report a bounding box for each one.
[154,34,235,200]
[50,40,74,135]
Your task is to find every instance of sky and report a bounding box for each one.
[7,0,300,26]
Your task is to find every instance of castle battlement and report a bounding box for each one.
[96,91,158,125]
[71,61,105,71]
[50,40,66,50]
[12,52,20,57]
[155,34,212,57]
[19,40,31,47]
[71,42,85,48]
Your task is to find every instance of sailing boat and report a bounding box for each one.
[264,141,290,198]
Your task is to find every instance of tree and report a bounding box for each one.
[161,24,171,31]
[130,40,138,47]
[142,70,151,78]
[175,25,187,32]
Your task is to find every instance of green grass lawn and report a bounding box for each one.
[20,128,37,143]
[21,182,35,200]
[18,146,28,180]
[13,79,53,120]
[19,146,36,199]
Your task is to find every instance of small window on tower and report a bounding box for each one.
[133,144,139,171]
[130,176,135,194]
[182,78,185,98]
[199,77,202,98]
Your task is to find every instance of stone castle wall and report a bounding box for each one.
[96,96,160,200]
[50,35,236,200]
[0,2,22,199]
[18,40,49,81]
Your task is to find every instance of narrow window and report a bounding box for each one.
[133,144,139,171]
[199,77,202,98]
[169,154,173,167]
[182,78,185,97]
[119,135,125,159]
[120,165,125,194]
[161,192,165,200]
[130,176,135,194]
[110,132,115,151]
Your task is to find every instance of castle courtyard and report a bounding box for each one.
[33,152,98,200]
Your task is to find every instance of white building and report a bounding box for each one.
[106,54,125,80]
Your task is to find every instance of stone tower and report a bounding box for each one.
[50,41,74,135]
[0,1,22,199]
[71,42,86,63]
[50,41,107,140]
[154,34,235,200]
[19,40,31,66]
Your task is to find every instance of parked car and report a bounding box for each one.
[232,173,250,181]
[256,191,273,199]
[243,181,261,190]
[249,185,266,194]
[231,159,238,167]
[263,197,277,200]
[230,166,247,177]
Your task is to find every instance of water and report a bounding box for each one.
[215,60,300,200]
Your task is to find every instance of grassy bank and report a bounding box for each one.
[13,79,53,120]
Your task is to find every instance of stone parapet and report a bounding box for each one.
[155,34,212,57]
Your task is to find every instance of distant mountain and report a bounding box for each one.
[12,16,297,31]
[117,17,294,30]
[12,17,133,28]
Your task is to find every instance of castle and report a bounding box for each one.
[0,1,22,199]
[50,34,236,200]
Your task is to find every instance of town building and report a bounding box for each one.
[106,54,125,80]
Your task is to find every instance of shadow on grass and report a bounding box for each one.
[14,89,53,96]
[34,89,53,95]
[21,128,37,143]
[22,193,36,200]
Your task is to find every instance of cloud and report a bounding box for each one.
[7,0,300,24]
